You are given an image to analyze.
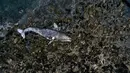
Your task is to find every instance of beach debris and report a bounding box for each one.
[17,27,71,42]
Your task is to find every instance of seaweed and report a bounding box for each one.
[0,0,130,73]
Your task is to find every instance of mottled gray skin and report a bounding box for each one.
[18,27,71,42]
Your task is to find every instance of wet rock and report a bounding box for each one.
[0,22,13,38]
[1,0,130,73]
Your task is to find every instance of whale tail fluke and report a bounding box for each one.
[17,29,25,39]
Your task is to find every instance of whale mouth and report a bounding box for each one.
[60,39,71,42]
[53,32,71,42]
[64,39,71,42]
[59,36,71,42]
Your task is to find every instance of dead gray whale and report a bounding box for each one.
[17,27,71,42]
